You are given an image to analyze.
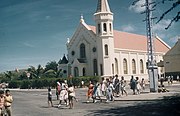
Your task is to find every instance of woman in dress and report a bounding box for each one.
[87,81,94,103]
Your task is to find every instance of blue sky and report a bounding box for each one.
[0,0,179,72]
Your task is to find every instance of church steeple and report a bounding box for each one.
[94,0,115,77]
[94,0,113,37]
[96,0,111,13]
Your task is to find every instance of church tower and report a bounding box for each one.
[94,0,115,77]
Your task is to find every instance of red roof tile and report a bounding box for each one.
[89,25,170,53]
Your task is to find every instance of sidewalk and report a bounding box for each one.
[113,82,180,101]
[91,82,180,102]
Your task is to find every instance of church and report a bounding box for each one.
[58,0,170,80]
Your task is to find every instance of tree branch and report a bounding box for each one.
[165,11,180,29]
[132,0,140,5]
[156,1,180,24]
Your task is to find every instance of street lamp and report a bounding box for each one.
[26,72,30,89]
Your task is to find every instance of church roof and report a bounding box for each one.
[96,0,111,13]
[77,59,87,63]
[59,55,68,64]
[89,25,170,53]
[165,39,180,56]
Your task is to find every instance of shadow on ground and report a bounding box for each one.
[85,94,180,116]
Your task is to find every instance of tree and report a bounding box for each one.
[44,61,62,78]
[4,71,13,81]
[45,61,58,72]
[27,65,44,79]
[36,64,44,78]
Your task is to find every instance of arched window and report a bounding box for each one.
[74,67,79,77]
[140,59,144,74]
[112,64,114,76]
[123,59,128,74]
[115,58,119,74]
[80,43,86,58]
[100,64,103,76]
[132,59,136,74]
[109,23,112,32]
[83,68,86,76]
[103,23,107,32]
[93,59,98,76]
[105,44,108,56]
[98,24,101,34]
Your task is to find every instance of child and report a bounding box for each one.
[0,90,5,116]
[48,87,53,107]
[120,76,128,96]
[158,85,169,93]
[140,78,146,92]
[4,90,13,116]
[68,84,77,109]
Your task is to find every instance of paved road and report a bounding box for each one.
[11,82,180,116]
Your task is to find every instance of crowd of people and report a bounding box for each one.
[86,75,146,103]
[47,80,77,109]
[0,89,13,116]
[47,74,180,109]
[49,75,146,109]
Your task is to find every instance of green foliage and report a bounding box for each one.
[0,65,100,89]
[20,80,31,89]
[7,76,100,89]
[8,80,22,88]
[45,61,58,72]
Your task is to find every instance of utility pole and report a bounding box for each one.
[144,0,158,92]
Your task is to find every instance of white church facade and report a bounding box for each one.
[58,0,170,80]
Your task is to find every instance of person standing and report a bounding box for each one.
[160,76,164,86]
[135,77,141,94]
[0,90,5,116]
[106,79,114,102]
[177,75,180,82]
[101,77,106,96]
[114,75,120,97]
[93,82,102,103]
[86,81,94,103]
[47,87,53,107]
[4,90,13,116]
[81,81,84,88]
[56,82,61,100]
[170,75,173,84]
[140,78,146,91]
[167,76,171,85]
[130,76,136,95]
[120,76,127,96]
[68,84,76,109]
[58,81,68,107]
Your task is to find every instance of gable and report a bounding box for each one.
[68,22,96,48]
[165,39,180,56]
[89,25,170,53]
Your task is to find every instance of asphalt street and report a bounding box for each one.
[11,82,180,116]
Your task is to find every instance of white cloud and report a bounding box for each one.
[120,24,135,32]
[129,0,146,13]
[169,35,179,44]
[23,42,35,48]
[45,16,51,20]
[153,19,172,32]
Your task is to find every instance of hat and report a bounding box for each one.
[57,82,60,85]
